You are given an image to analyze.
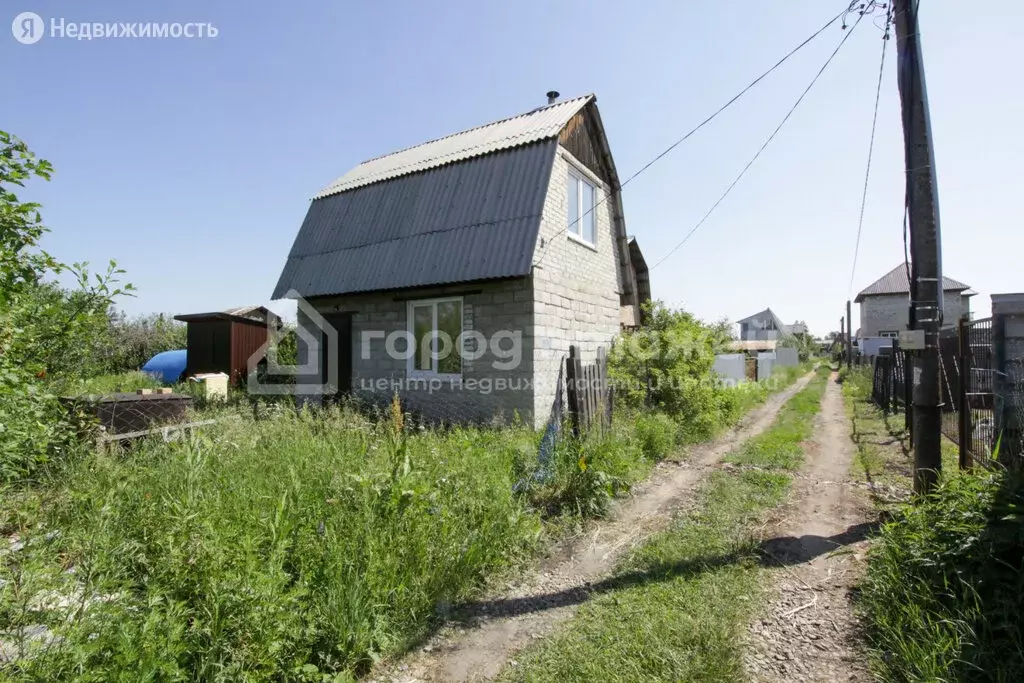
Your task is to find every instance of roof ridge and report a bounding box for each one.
[358,94,594,166]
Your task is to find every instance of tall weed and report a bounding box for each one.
[860,469,1024,681]
[3,408,542,678]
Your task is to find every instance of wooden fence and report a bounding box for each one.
[565,345,611,437]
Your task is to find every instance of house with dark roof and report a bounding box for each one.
[273,93,648,425]
[855,264,974,352]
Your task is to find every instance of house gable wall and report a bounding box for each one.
[529,145,623,423]
[859,292,971,337]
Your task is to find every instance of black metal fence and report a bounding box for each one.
[871,340,913,435]
[870,315,1023,469]
[876,318,998,468]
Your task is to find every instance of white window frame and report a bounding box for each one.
[567,165,598,248]
[878,330,899,338]
[406,296,464,378]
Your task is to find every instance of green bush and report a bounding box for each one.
[0,131,131,482]
[92,312,186,375]
[861,469,1024,680]
[62,371,164,396]
[633,412,676,460]
[609,301,747,446]
[523,423,646,520]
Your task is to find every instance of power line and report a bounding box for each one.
[649,8,869,272]
[533,2,859,267]
[847,4,893,296]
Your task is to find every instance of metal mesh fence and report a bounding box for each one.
[962,318,997,466]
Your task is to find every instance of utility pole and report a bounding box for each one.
[846,300,853,369]
[894,0,943,494]
[839,316,844,363]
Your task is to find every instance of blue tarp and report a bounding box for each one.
[141,349,187,384]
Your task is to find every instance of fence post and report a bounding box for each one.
[957,317,971,468]
[566,345,581,439]
[597,346,611,429]
[891,339,901,415]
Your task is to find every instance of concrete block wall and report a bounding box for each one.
[992,293,1024,458]
[859,292,971,337]
[529,146,623,423]
[311,278,535,424]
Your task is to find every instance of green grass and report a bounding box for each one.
[859,470,1024,681]
[2,408,547,679]
[841,366,1024,681]
[0,365,813,680]
[840,366,915,504]
[500,371,828,682]
[59,371,164,396]
[0,387,773,681]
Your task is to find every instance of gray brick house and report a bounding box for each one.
[855,264,974,355]
[272,94,648,426]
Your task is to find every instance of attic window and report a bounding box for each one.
[567,168,596,245]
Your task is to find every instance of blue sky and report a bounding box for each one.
[4,1,1022,336]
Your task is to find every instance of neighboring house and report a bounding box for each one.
[736,308,793,341]
[273,93,648,426]
[856,264,974,355]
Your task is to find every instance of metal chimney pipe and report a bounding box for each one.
[546,90,560,104]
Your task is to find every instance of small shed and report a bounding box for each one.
[174,306,277,384]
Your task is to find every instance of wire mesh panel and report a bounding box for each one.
[963,317,996,466]
[938,328,961,445]
[62,391,197,444]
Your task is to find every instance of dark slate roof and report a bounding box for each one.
[273,96,595,300]
[855,264,970,303]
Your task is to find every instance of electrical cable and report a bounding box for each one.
[532,1,861,268]
[649,8,869,271]
[847,4,893,296]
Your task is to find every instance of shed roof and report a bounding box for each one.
[273,95,603,300]
[175,306,274,325]
[855,264,970,303]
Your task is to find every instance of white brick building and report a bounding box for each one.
[274,94,647,426]
[855,264,974,354]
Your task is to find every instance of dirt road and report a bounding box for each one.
[373,373,816,683]
[744,371,874,682]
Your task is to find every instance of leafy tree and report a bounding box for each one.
[94,311,186,374]
[0,131,132,481]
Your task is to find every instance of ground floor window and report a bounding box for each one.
[407,297,463,376]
